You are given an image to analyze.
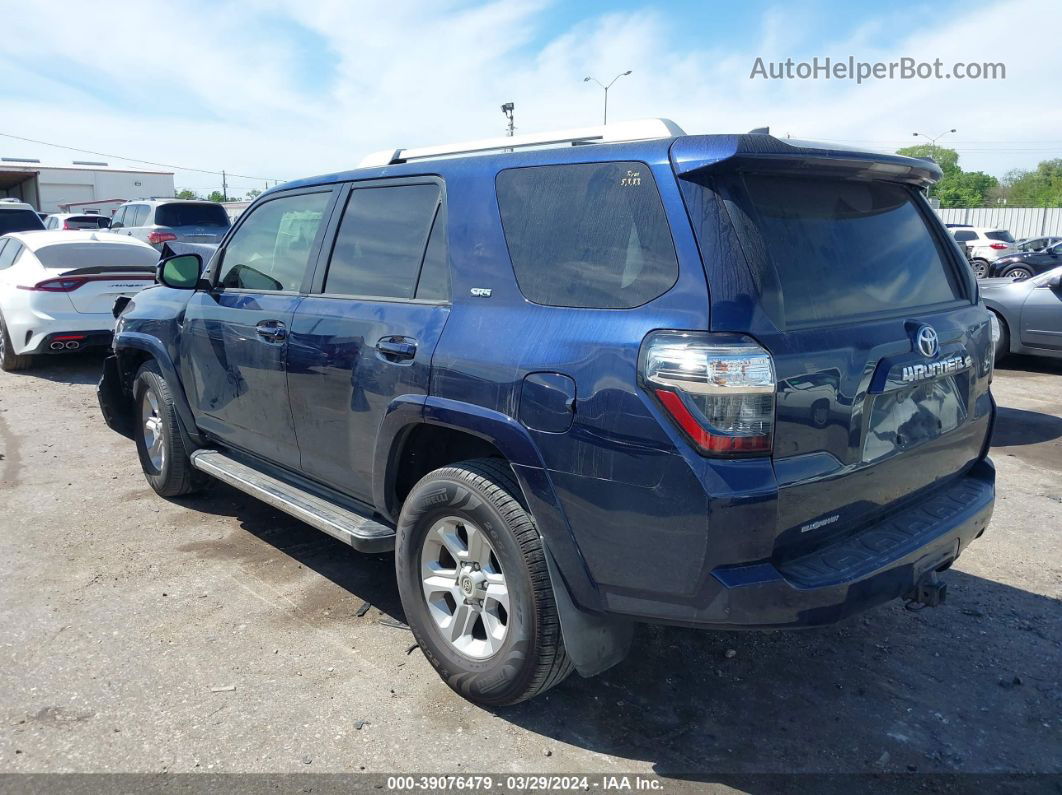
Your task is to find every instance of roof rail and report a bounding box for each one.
[358,118,686,168]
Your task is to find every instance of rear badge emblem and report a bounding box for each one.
[470,288,492,297]
[916,325,939,358]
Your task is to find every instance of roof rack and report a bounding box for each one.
[358,118,686,168]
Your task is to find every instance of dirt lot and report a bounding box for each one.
[0,352,1058,784]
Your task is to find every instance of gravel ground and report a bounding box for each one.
[0,351,1058,784]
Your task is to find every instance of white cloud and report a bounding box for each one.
[0,0,1058,195]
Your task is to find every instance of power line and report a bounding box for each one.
[0,131,285,183]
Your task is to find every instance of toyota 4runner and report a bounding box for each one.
[98,119,996,706]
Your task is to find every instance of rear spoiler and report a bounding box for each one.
[670,134,942,187]
[57,266,155,276]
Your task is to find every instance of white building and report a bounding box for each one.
[0,158,175,214]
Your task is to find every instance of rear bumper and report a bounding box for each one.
[28,330,113,354]
[603,459,995,629]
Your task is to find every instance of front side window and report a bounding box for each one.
[496,162,678,309]
[218,191,331,292]
[323,183,441,299]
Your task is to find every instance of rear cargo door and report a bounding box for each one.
[32,241,158,314]
[64,273,155,313]
[678,168,995,556]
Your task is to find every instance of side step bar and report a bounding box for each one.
[190,450,395,553]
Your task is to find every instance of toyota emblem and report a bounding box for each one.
[916,325,939,358]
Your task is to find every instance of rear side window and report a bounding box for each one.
[952,229,976,242]
[496,162,678,308]
[985,230,1014,243]
[0,210,45,234]
[0,240,16,269]
[156,203,230,228]
[726,175,962,327]
[324,183,441,299]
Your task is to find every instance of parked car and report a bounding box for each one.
[980,265,1062,362]
[44,213,111,231]
[110,199,231,249]
[98,121,996,706]
[0,199,46,235]
[950,227,1017,277]
[0,231,157,371]
[987,240,1062,280]
[1015,235,1061,253]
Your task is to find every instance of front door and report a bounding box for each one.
[286,179,450,502]
[181,188,336,468]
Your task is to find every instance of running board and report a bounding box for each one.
[190,450,395,553]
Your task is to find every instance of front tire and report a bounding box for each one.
[396,458,573,706]
[991,311,1009,364]
[1004,267,1033,281]
[0,312,32,372]
[971,259,989,279]
[133,361,202,497]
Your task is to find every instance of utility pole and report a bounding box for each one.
[583,71,632,125]
[501,102,515,136]
[221,170,228,202]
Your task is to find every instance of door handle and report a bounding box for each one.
[375,336,417,361]
[256,319,287,342]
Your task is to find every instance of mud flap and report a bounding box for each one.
[543,546,633,677]
[97,355,134,438]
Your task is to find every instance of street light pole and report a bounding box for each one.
[912,129,956,198]
[583,71,632,125]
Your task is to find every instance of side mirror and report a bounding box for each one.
[157,253,203,290]
[1046,274,1062,290]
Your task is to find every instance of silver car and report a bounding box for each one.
[980,265,1062,362]
[110,199,231,250]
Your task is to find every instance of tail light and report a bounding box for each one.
[989,243,1009,250]
[19,276,88,292]
[62,221,73,230]
[147,231,177,245]
[641,331,776,456]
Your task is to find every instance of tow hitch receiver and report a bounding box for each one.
[905,571,948,609]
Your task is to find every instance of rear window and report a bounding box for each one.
[155,203,230,228]
[722,175,963,327]
[985,230,1014,243]
[0,209,45,234]
[35,243,158,269]
[66,215,111,229]
[496,162,678,309]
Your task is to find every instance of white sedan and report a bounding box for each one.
[0,231,158,371]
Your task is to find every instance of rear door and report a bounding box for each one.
[679,168,993,557]
[286,178,450,503]
[1020,268,1062,351]
[180,187,336,468]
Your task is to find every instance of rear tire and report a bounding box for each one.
[0,313,32,372]
[133,360,202,497]
[396,458,574,706]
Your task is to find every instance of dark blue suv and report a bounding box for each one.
[98,119,996,706]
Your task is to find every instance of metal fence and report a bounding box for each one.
[935,207,1062,239]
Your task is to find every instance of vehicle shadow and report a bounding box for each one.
[3,350,107,386]
[991,406,1062,447]
[492,571,1059,778]
[169,480,406,623]
[996,355,1062,376]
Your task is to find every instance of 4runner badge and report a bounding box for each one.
[901,355,973,383]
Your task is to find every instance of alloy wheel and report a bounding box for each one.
[420,516,509,659]
[141,389,166,471]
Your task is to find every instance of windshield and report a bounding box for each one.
[985,230,1015,243]
[35,242,158,269]
[155,203,230,228]
[0,209,45,234]
[711,175,964,328]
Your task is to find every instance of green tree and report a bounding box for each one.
[245,188,262,200]
[1003,159,1062,207]
[175,189,199,199]
[896,145,998,208]
[207,190,228,203]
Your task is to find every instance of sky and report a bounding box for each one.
[1,0,1059,196]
